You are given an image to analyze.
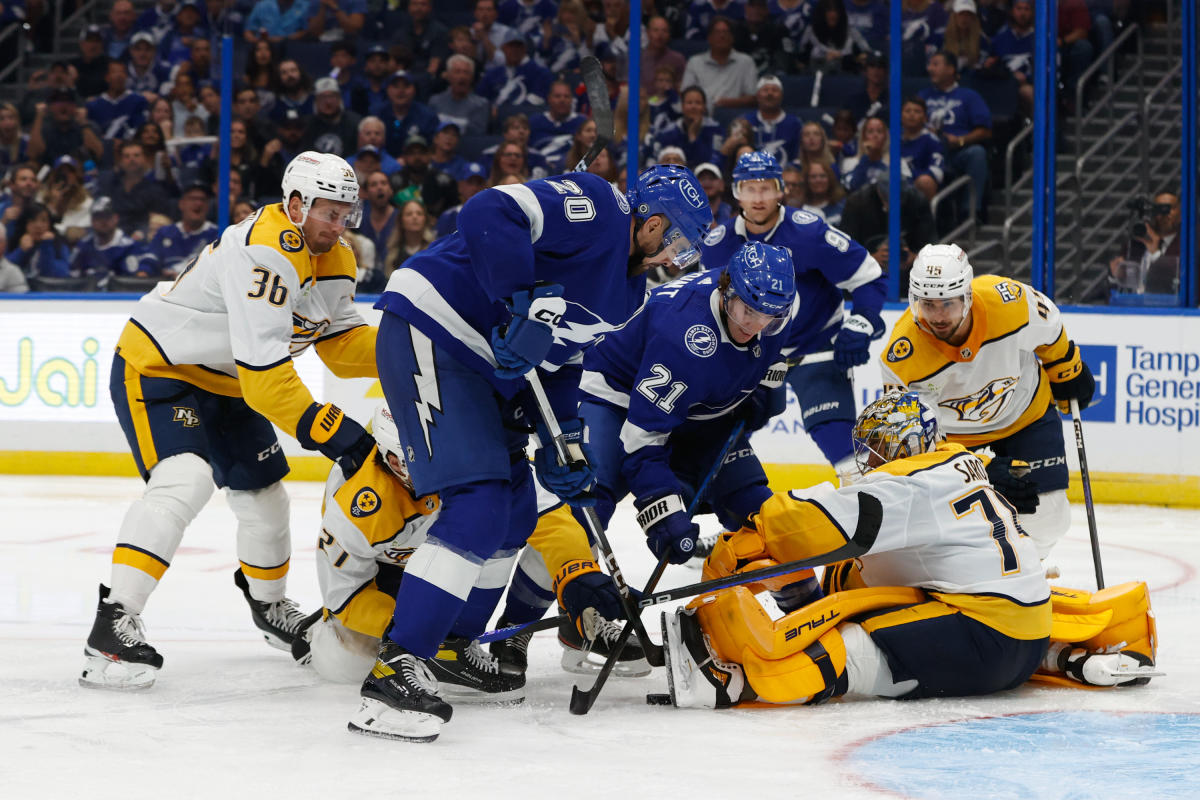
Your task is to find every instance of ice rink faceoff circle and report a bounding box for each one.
[840,711,1200,799]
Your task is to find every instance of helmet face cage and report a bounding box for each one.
[851,390,940,475]
[731,151,783,201]
[281,151,364,228]
[723,241,795,336]
[908,243,974,329]
[629,164,713,269]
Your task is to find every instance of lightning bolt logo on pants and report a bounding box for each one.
[410,327,442,457]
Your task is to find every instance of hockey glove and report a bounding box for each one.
[533,417,597,506]
[833,309,884,371]
[986,456,1040,515]
[296,402,375,477]
[1050,358,1096,414]
[553,559,628,639]
[491,284,567,380]
[635,492,699,564]
[735,383,786,433]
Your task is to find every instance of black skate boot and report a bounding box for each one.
[349,640,454,743]
[489,617,533,677]
[233,568,321,651]
[80,584,163,691]
[558,609,651,677]
[426,635,525,704]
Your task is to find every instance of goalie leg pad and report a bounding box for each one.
[741,628,849,705]
[1050,581,1157,666]
[227,481,292,603]
[310,617,380,684]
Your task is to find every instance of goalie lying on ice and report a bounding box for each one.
[661,390,1160,709]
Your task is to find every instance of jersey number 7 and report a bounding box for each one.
[951,487,1023,575]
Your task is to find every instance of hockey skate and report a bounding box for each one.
[425,635,525,704]
[1050,643,1164,687]
[349,640,453,743]
[489,617,533,677]
[690,532,720,563]
[558,609,651,677]
[661,606,749,709]
[79,584,163,691]
[233,568,321,651]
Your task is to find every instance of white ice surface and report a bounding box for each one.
[1,475,1198,799]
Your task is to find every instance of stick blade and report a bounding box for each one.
[579,55,613,139]
[569,685,596,715]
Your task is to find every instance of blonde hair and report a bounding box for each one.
[943,10,983,68]
[856,116,890,163]
[798,121,835,172]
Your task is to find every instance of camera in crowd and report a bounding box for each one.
[1124,196,1174,261]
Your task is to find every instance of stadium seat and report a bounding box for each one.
[459,134,501,162]
[27,275,99,293]
[107,275,164,294]
[968,72,1020,123]
[781,74,816,107]
[816,73,865,107]
[796,106,838,128]
[671,38,709,59]
[284,41,332,79]
[903,76,930,101]
[713,105,744,130]
[497,101,546,126]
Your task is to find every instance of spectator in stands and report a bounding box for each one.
[0,226,29,293]
[798,120,837,176]
[28,90,105,168]
[181,38,219,85]
[686,0,746,41]
[174,115,211,177]
[563,117,599,169]
[429,121,467,178]
[244,0,313,43]
[211,170,245,220]
[537,2,590,73]
[476,31,553,107]
[394,135,457,215]
[258,108,308,193]
[197,84,222,134]
[135,121,174,188]
[99,141,173,237]
[737,0,790,74]
[169,72,209,134]
[592,0,632,75]
[844,0,888,52]
[487,140,531,185]
[499,0,557,41]
[103,0,139,60]
[231,197,256,224]
[73,26,112,100]
[88,61,149,142]
[1,163,40,241]
[159,2,209,68]
[529,81,584,170]
[205,118,260,199]
[899,96,945,201]
[1087,0,1136,60]
[1058,0,1094,114]
[379,71,440,156]
[10,202,71,280]
[648,64,683,136]
[270,58,314,124]
[801,160,845,225]
[137,0,185,45]
[840,173,935,284]
[987,0,1034,116]
[328,41,363,97]
[147,96,175,139]
[205,0,247,44]
[358,170,398,282]
[70,198,145,284]
[397,0,449,85]
[472,0,517,67]
[936,0,991,76]
[243,38,282,113]
[681,17,757,108]
[1108,192,1182,296]
[799,0,872,72]
[781,164,805,206]
[351,118,402,175]
[587,144,621,184]
[435,161,487,238]
[841,116,909,192]
[138,182,217,277]
[485,113,549,176]
[848,51,889,122]
[642,15,686,93]
[718,116,754,165]
[740,75,801,165]
[0,104,30,171]
[975,0,1009,37]
[693,161,734,225]
[127,33,169,99]
[430,54,491,137]
[920,51,991,220]
[391,199,436,265]
[348,44,395,120]
[829,108,858,160]
[305,0,366,42]
[21,62,77,127]
[301,77,360,157]
[653,85,725,168]
[40,157,93,244]
[656,145,688,167]
[347,144,383,184]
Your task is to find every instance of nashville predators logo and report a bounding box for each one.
[290,312,331,354]
[172,406,200,427]
[995,281,1023,303]
[886,337,913,362]
[279,230,304,252]
[351,487,381,517]
[939,376,1020,423]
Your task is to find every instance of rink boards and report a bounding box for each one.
[2,297,1199,506]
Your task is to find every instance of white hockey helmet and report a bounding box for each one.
[908,243,974,329]
[370,404,413,491]
[280,151,363,227]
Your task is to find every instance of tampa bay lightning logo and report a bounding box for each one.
[610,182,630,214]
[684,324,718,357]
[681,177,705,209]
[703,225,725,246]
[791,209,819,225]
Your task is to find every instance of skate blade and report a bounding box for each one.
[435,685,525,706]
[79,653,158,691]
[259,631,293,652]
[560,647,652,678]
[347,698,442,743]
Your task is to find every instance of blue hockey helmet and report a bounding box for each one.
[851,390,940,475]
[731,151,783,199]
[628,164,714,271]
[722,241,795,337]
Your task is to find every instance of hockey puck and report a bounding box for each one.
[645,693,671,706]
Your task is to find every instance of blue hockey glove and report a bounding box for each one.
[735,383,786,433]
[1050,358,1096,414]
[985,456,1040,515]
[833,309,884,370]
[553,559,630,638]
[533,417,597,506]
[296,402,375,477]
[491,284,566,380]
[635,492,699,564]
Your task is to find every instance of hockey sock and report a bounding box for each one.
[808,420,855,470]
[227,482,292,603]
[497,550,557,625]
[450,549,520,638]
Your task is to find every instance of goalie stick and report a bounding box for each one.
[1070,398,1106,590]
[572,56,613,173]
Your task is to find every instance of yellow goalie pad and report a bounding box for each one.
[1047,581,1156,662]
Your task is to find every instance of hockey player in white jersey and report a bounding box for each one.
[661,391,1158,710]
[879,244,1096,559]
[81,152,379,690]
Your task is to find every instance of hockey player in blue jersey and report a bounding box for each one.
[353,164,712,742]
[701,151,887,481]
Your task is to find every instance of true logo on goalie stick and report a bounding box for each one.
[684,324,718,357]
[351,487,381,517]
[172,406,200,427]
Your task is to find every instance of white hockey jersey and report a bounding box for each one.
[878,275,1084,446]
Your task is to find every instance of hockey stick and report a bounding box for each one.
[568,422,747,715]
[1070,398,1105,590]
[572,56,613,173]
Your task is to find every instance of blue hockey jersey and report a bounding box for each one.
[581,268,791,500]
[136,220,219,276]
[86,91,149,141]
[741,110,802,164]
[700,206,884,357]
[376,172,644,407]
